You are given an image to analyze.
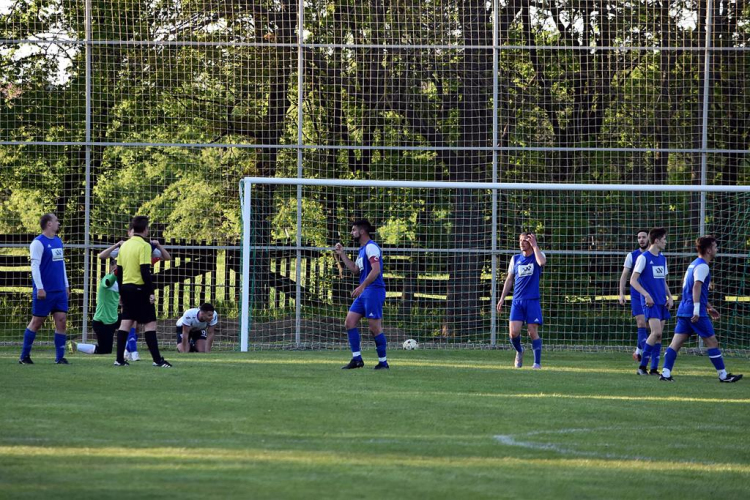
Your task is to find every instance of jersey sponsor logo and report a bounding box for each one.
[652,266,666,278]
[51,248,64,261]
[517,263,534,278]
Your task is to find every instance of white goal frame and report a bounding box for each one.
[239,177,750,352]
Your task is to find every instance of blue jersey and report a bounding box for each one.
[31,234,67,292]
[634,251,668,306]
[677,258,711,317]
[624,248,646,300]
[509,252,544,300]
[356,240,385,290]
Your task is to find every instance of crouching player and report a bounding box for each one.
[660,236,742,383]
[176,303,218,353]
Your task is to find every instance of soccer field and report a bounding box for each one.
[1,349,749,499]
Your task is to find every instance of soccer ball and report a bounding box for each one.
[402,339,418,350]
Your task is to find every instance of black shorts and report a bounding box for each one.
[92,320,117,354]
[176,326,207,343]
[120,284,157,324]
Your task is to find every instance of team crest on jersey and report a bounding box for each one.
[517,263,534,277]
[355,256,364,271]
[652,266,666,278]
[51,248,64,261]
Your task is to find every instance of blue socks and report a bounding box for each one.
[54,333,67,361]
[707,347,725,371]
[663,347,677,373]
[510,336,523,353]
[532,338,542,365]
[641,342,654,367]
[347,328,362,359]
[637,328,648,351]
[650,343,662,370]
[374,333,387,362]
[126,328,138,352]
[21,328,36,359]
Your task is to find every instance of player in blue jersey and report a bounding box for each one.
[496,232,547,369]
[619,230,650,362]
[629,227,674,376]
[335,219,389,370]
[19,213,71,365]
[660,236,742,383]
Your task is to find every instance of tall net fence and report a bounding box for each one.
[0,1,748,350]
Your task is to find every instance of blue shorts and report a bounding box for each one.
[630,292,645,317]
[32,290,68,317]
[349,288,385,320]
[509,299,543,325]
[674,316,715,338]
[643,304,671,322]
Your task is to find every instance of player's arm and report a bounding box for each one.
[664,280,674,309]
[30,240,45,299]
[138,245,155,300]
[689,279,703,322]
[334,243,359,275]
[206,325,216,352]
[629,255,653,306]
[706,302,720,320]
[151,239,171,261]
[618,268,630,306]
[497,258,515,313]
[179,325,191,353]
[62,259,70,298]
[619,253,633,306]
[98,241,123,260]
[496,273,514,313]
[629,272,652,305]
[352,259,380,298]
[528,234,546,266]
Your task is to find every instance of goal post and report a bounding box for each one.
[240,177,750,353]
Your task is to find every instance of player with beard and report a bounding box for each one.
[334,219,389,370]
[619,230,650,362]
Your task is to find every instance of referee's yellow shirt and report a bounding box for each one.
[117,235,151,285]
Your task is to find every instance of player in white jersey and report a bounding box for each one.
[618,230,650,362]
[176,303,218,353]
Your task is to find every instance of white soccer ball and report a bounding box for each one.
[402,339,418,350]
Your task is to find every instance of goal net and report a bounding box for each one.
[240,177,750,353]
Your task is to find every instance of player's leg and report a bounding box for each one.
[649,319,666,374]
[639,312,663,375]
[342,298,366,369]
[634,314,648,362]
[525,299,543,369]
[20,314,46,364]
[193,329,208,352]
[660,322,690,381]
[698,324,742,383]
[125,324,139,361]
[51,292,69,364]
[195,338,207,352]
[115,285,137,365]
[508,300,525,368]
[364,290,388,370]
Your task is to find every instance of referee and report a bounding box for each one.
[114,216,171,367]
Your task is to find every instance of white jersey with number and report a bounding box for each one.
[176,308,218,332]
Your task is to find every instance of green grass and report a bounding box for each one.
[1,348,749,499]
